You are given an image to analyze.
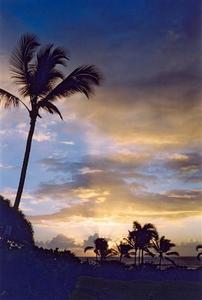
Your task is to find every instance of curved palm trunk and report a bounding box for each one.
[14,116,36,209]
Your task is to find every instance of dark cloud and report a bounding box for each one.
[1,0,201,87]
[134,65,201,95]
[1,0,201,150]
[39,153,152,175]
[166,152,202,172]
[184,175,202,184]
[31,168,202,222]
[38,153,159,199]
[36,151,202,220]
[36,232,113,254]
[37,234,79,250]
[165,189,202,199]
[164,152,202,184]
[134,190,202,216]
[83,233,99,248]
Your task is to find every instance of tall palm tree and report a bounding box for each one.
[152,235,179,269]
[196,245,202,261]
[0,34,102,209]
[84,238,116,263]
[128,221,157,265]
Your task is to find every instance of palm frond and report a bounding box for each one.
[0,88,20,108]
[133,221,141,230]
[158,236,176,253]
[10,33,40,96]
[166,251,179,256]
[145,248,155,257]
[42,65,102,102]
[196,245,202,251]
[143,223,156,231]
[129,251,137,256]
[118,242,133,254]
[154,231,159,241]
[152,242,160,252]
[124,254,131,258]
[49,47,69,65]
[39,101,63,119]
[94,249,99,255]
[107,249,118,256]
[160,236,166,243]
[197,252,202,261]
[31,45,68,97]
[116,243,121,252]
[84,246,94,253]
[124,237,134,247]
[152,230,159,240]
[165,257,177,266]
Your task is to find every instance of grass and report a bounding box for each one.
[69,276,202,300]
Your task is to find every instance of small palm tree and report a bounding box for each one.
[128,221,157,265]
[116,241,133,262]
[84,238,116,263]
[153,236,179,269]
[0,34,102,209]
[196,245,202,261]
[124,233,138,265]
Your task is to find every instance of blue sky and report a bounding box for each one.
[0,0,201,254]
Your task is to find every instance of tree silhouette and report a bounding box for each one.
[152,235,179,269]
[0,33,102,209]
[128,221,157,265]
[115,241,133,262]
[0,195,34,248]
[84,238,116,263]
[124,234,138,265]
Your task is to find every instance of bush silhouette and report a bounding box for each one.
[0,195,34,248]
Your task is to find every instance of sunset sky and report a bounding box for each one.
[0,0,201,254]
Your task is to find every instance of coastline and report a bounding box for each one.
[80,256,202,270]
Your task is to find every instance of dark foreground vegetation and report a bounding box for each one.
[0,196,201,300]
[70,276,202,300]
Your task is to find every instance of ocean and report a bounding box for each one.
[81,256,202,269]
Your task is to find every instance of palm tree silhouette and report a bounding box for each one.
[152,235,179,269]
[0,34,102,209]
[128,221,157,265]
[196,245,202,261]
[124,233,138,265]
[115,241,133,262]
[84,238,116,263]
[125,232,136,266]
